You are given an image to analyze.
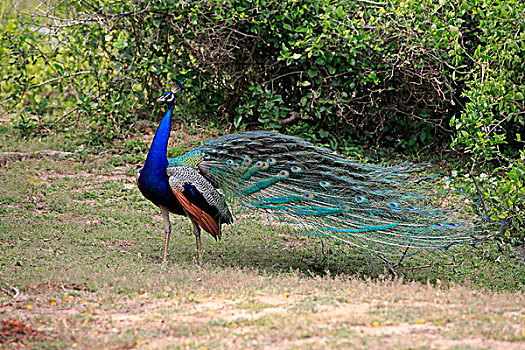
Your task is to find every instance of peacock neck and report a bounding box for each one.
[142,106,173,177]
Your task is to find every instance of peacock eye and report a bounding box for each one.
[291,166,302,172]
[388,202,399,208]
[277,170,289,177]
[255,161,263,168]
[226,159,234,165]
[267,158,276,164]
[303,193,313,199]
[351,185,362,189]
[319,181,330,187]
[355,196,366,203]
[232,164,239,169]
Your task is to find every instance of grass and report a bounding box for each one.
[0,123,524,349]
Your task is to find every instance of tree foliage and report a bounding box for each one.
[0,0,486,146]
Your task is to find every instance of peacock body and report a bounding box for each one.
[138,86,476,266]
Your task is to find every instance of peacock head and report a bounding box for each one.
[157,80,184,109]
[157,91,177,109]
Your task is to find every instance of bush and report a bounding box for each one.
[0,0,480,149]
[450,0,525,246]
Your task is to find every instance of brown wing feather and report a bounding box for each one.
[172,189,221,240]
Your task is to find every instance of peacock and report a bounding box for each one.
[137,82,477,267]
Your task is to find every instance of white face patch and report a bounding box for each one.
[158,92,176,104]
[164,93,175,103]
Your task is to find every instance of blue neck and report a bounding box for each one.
[142,107,173,177]
[138,105,185,214]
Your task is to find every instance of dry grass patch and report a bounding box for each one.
[1,276,524,349]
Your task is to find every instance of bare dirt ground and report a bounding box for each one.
[2,277,525,349]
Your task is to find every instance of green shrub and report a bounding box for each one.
[0,0,478,150]
[450,0,525,246]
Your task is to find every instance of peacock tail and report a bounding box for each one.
[167,131,476,258]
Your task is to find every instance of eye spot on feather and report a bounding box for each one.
[277,170,289,178]
[433,223,443,227]
[267,158,276,165]
[254,161,264,168]
[232,164,240,170]
[288,160,297,164]
[261,162,269,169]
[388,202,399,208]
[241,164,249,170]
[340,205,349,211]
[226,159,235,165]
[291,166,302,173]
[319,181,331,188]
[355,196,366,203]
[352,185,363,189]
[448,223,458,227]
[408,206,419,210]
[321,170,332,174]
[303,193,314,199]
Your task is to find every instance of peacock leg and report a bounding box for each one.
[191,219,203,266]
[160,206,171,266]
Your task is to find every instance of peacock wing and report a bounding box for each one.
[167,166,233,240]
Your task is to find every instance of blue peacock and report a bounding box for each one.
[137,82,477,266]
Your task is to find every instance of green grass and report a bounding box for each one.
[0,126,524,349]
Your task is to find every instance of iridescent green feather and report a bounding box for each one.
[168,149,204,167]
